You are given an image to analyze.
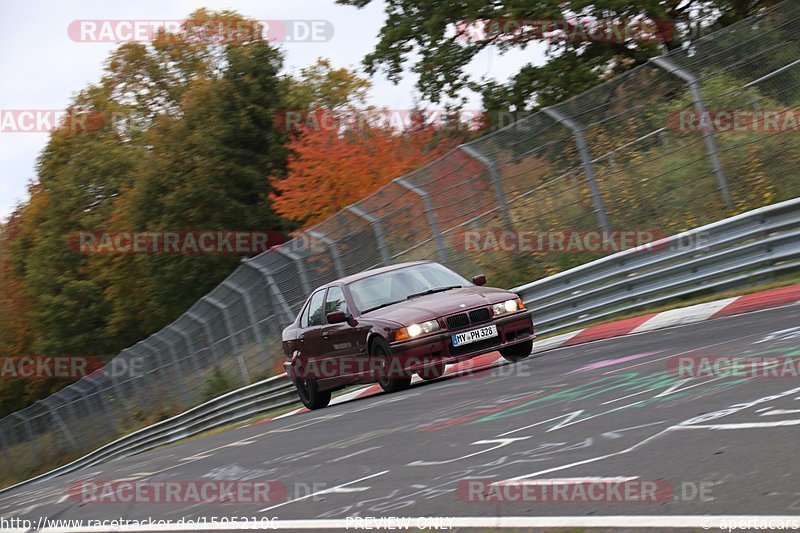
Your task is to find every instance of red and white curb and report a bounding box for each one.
[258,284,800,423]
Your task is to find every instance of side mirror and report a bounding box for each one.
[472,274,487,286]
[326,311,347,324]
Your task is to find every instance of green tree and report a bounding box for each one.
[337,0,775,123]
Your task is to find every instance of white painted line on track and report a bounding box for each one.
[674,419,800,430]
[761,408,800,416]
[496,476,639,485]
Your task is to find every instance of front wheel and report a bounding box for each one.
[500,339,533,362]
[294,377,331,410]
[372,337,412,393]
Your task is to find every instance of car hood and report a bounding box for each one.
[362,286,516,325]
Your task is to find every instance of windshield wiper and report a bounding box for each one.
[361,300,405,314]
[406,285,462,300]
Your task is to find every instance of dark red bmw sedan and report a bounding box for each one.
[282,261,535,409]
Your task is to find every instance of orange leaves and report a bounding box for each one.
[270,113,461,228]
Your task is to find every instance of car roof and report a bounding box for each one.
[326,260,435,287]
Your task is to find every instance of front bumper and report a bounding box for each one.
[388,309,535,370]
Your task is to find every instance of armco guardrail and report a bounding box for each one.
[3,197,799,494]
[0,375,296,494]
[517,197,800,335]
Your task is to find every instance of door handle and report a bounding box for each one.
[322,333,330,339]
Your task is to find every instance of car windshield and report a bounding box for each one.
[348,263,469,314]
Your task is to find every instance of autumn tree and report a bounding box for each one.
[0,9,292,410]
[271,110,470,228]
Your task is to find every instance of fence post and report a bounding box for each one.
[240,259,296,326]
[85,376,117,432]
[167,324,204,376]
[139,340,176,406]
[542,106,611,233]
[651,56,732,208]
[307,230,346,278]
[39,396,79,451]
[187,311,221,365]
[459,145,513,228]
[274,246,312,295]
[151,334,190,404]
[346,205,392,265]
[205,296,251,385]
[394,177,449,265]
[223,279,269,363]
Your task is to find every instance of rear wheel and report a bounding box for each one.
[372,337,412,393]
[500,339,533,362]
[418,362,446,380]
[294,377,331,410]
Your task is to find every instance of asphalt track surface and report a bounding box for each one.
[3,303,800,531]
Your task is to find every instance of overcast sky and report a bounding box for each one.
[0,0,546,222]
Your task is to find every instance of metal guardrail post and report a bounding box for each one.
[394,177,449,265]
[274,245,312,295]
[187,311,221,365]
[205,296,251,385]
[543,106,611,233]
[240,260,296,326]
[307,230,346,278]
[459,145,513,228]
[223,279,269,363]
[651,56,732,208]
[346,205,392,265]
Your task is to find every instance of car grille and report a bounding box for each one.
[469,308,491,323]
[446,313,470,329]
[446,306,492,329]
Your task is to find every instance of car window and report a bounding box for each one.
[325,286,348,316]
[348,263,469,313]
[304,289,326,327]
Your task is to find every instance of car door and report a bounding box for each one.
[296,288,326,380]
[319,285,358,382]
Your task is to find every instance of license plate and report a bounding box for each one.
[452,325,498,347]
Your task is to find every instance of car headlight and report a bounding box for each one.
[493,298,524,316]
[394,320,440,341]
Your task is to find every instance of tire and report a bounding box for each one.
[294,377,331,410]
[418,362,446,380]
[371,337,412,393]
[500,339,533,362]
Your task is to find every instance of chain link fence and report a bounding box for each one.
[2,1,800,482]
